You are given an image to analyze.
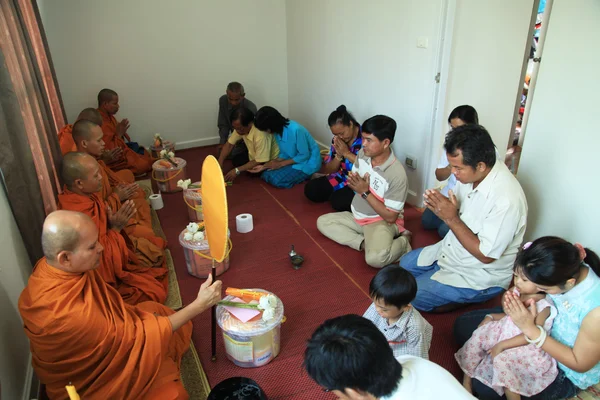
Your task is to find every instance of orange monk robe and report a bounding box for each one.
[58,188,168,304]
[98,108,153,175]
[97,159,165,249]
[19,258,191,400]
[57,124,77,155]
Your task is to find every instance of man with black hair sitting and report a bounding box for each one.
[401,124,528,312]
[317,115,411,269]
[304,314,475,399]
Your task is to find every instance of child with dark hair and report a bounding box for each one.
[363,265,433,359]
[455,242,558,399]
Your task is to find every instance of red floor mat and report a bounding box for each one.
[157,146,498,399]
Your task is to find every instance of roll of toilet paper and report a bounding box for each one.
[236,213,253,233]
[149,193,164,210]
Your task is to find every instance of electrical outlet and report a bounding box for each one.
[405,155,417,170]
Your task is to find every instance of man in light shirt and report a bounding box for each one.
[217,107,279,182]
[401,124,528,312]
[304,314,475,400]
[317,115,411,268]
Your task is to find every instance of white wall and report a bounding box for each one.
[286,0,446,204]
[441,0,534,152]
[517,0,600,248]
[0,187,32,400]
[38,0,289,149]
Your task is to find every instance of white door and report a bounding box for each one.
[425,0,540,193]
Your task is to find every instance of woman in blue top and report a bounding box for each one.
[251,106,322,188]
[454,237,600,399]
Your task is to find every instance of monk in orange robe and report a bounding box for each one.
[58,152,167,304]
[97,88,153,175]
[70,119,164,248]
[58,107,123,161]
[19,210,222,399]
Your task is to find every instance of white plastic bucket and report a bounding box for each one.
[178,229,230,278]
[216,289,284,368]
[183,182,203,222]
[152,157,187,193]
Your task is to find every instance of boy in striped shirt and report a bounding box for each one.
[363,265,433,359]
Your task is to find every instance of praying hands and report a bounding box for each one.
[347,172,370,194]
[117,118,131,141]
[333,136,350,158]
[503,291,539,338]
[423,189,459,222]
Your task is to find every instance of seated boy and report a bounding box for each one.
[363,265,433,359]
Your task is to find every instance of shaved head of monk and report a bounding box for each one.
[61,152,103,194]
[76,107,103,126]
[98,88,119,115]
[72,120,105,157]
[42,210,103,272]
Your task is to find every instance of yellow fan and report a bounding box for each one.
[200,155,229,360]
[201,155,229,262]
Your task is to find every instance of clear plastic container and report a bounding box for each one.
[183,182,203,222]
[178,229,230,278]
[217,289,284,368]
[150,140,175,159]
[152,157,187,193]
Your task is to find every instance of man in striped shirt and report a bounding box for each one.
[317,115,412,268]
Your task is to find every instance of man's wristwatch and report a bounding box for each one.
[235,168,240,176]
[361,191,370,199]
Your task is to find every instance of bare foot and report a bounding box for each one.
[462,375,473,394]
[400,229,413,244]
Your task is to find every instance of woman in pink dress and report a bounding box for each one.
[455,258,558,400]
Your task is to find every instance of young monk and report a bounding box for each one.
[57,107,123,162]
[71,119,164,249]
[97,88,153,175]
[19,210,222,399]
[58,152,168,304]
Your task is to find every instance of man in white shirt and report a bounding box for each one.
[401,125,528,312]
[304,314,475,400]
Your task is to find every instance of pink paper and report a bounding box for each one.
[224,297,261,323]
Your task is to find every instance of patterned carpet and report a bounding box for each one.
[144,146,600,400]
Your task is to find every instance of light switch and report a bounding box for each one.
[405,155,417,170]
[417,37,428,49]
